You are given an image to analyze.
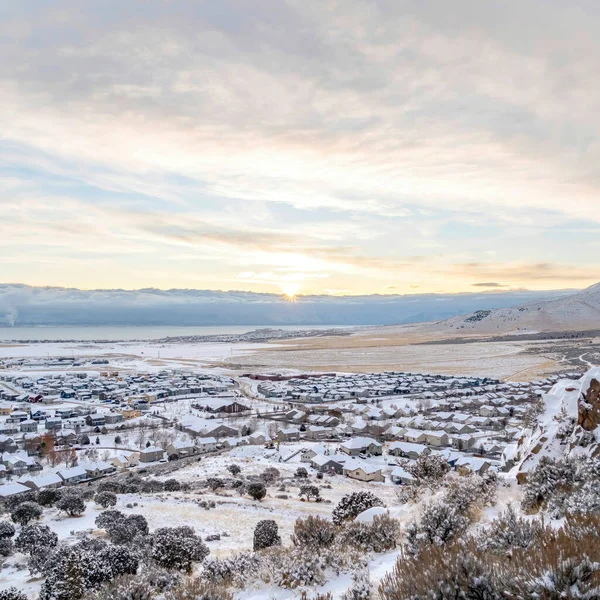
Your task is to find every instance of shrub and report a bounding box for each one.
[164,478,181,492]
[15,524,58,554]
[247,482,267,501]
[0,521,15,539]
[332,492,384,525]
[405,454,450,487]
[260,467,280,484]
[299,485,321,502]
[206,478,224,491]
[227,464,241,476]
[479,506,548,552]
[38,488,62,507]
[95,491,117,509]
[151,526,209,572]
[341,515,399,553]
[0,537,13,557]
[253,520,281,551]
[57,493,86,517]
[201,553,262,588]
[11,501,43,526]
[295,467,308,478]
[292,516,336,549]
[406,501,469,549]
[0,588,28,600]
[521,456,577,514]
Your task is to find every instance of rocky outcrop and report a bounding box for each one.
[578,378,600,431]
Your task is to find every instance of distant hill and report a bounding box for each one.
[0,283,571,328]
[441,283,600,335]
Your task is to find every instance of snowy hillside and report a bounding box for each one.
[441,282,600,335]
[508,366,600,481]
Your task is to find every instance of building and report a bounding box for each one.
[340,437,382,456]
[248,432,267,445]
[310,454,345,474]
[139,446,165,463]
[343,462,385,483]
[79,461,116,478]
[112,453,139,468]
[390,466,416,485]
[20,419,38,433]
[166,440,198,459]
[45,417,62,431]
[57,466,88,485]
[388,441,430,460]
[18,473,63,490]
[277,427,301,442]
[0,482,31,499]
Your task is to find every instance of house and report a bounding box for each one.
[57,466,88,485]
[112,453,139,469]
[388,441,430,460]
[45,417,62,431]
[105,412,125,424]
[455,456,492,477]
[343,462,385,483]
[310,454,345,474]
[390,466,416,485]
[277,427,301,442]
[403,429,427,444]
[306,425,330,440]
[2,455,28,475]
[248,432,267,445]
[20,419,38,433]
[18,473,63,490]
[0,483,31,499]
[166,440,198,459]
[301,446,326,462]
[340,437,382,456]
[452,434,478,450]
[285,409,307,423]
[194,399,250,415]
[203,424,238,439]
[424,431,450,447]
[79,461,116,478]
[195,437,218,453]
[479,405,497,417]
[86,413,106,427]
[0,436,17,453]
[139,446,165,463]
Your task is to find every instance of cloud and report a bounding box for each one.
[472,282,507,288]
[1,2,600,293]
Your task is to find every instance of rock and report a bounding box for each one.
[578,378,600,431]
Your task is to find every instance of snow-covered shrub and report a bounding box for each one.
[163,577,234,600]
[292,516,336,549]
[341,515,399,553]
[206,477,224,491]
[295,467,308,478]
[479,506,548,552]
[140,479,164,494]
[56,493,86,517]
[521,456,577,514]
[151,526,209,572]
[4,490,37,510]
[0,588,28,600]
[163,478,181,492]
[260,467,280,484]
[227,464,241,476]
[15,523,58,554]
[38,488,62,507]
[299,484,321,502]
[39,538,138,600]
[98,480,123,494]
[442,473,498,518]
[95,491,118,509]
[341,568,372,600]
[0,537,13,556]
[95,509,124,530]
[253,519,281,551]
[406,501,469,551]
[0,521,15,539]
[404,454,450,488]
[10,501,43,525]
[332,492,384,525]
[202,553,262,588]
[247,482,267,501]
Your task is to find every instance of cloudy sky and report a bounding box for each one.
[1,1,599,296]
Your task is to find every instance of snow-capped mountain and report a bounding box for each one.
[441,282,600,335]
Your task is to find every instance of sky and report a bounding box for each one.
[1,1,599,297]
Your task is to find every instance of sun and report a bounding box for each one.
[281,283,299,302]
